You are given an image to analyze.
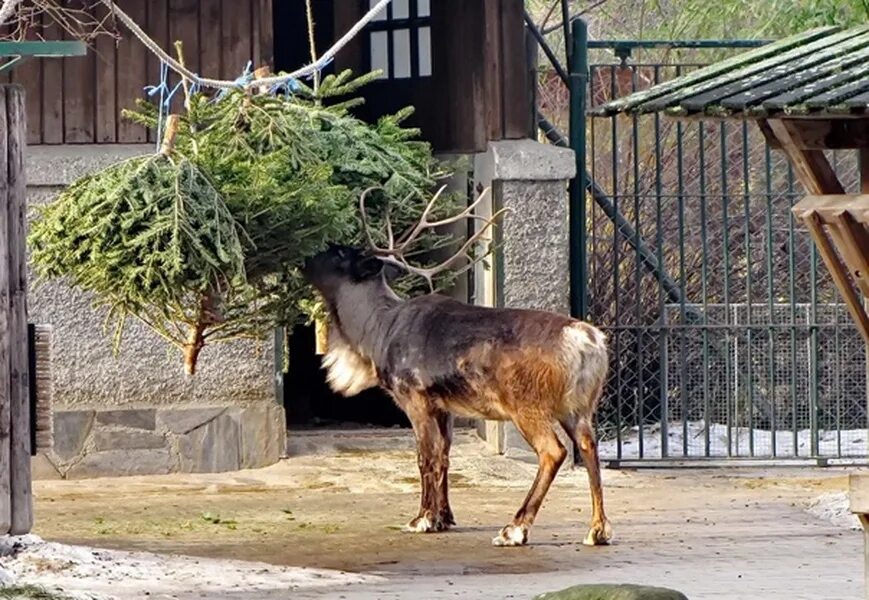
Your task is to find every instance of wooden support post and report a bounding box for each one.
[0,85,31,535]
[0,83,11,534]
[862,148,869,195]
[768,119,845,195]
[829,211,869,299]
[802,211,869,344]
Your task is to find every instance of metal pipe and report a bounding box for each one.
[568,18,589,319]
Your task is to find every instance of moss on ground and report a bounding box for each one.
[0,585,74,600]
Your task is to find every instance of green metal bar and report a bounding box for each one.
[524,12,569,84]
[787,165,798,457]
[720,123,732,457]
[610,67,623,461]
[0,40,86,57]
[631,65,644,458]
[569,18,589,320]
[561,0,572,63]
[676,64,688,457]
[699,122,711,457]
[653,65,667,458]
[541,112,703,322]
[764,145,777,457]
[587,39,772,50]
[742,121,754,457]
[809,219,819,457]
[835,300,843,457]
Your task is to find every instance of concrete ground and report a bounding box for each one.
[29,428,865,599]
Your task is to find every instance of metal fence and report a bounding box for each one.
[566,38,868,464]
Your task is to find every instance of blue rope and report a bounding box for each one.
[214,61,254,102]
[144,61,170,151]
[143,57,333,151]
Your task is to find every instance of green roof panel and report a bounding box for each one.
[592,26,869,118]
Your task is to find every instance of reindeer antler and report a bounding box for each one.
[359,185,511,291]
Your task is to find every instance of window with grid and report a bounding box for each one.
[366,0,432,80]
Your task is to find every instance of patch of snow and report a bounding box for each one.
[806,492,861,531]
[1,534,381,600]
[599,420,868,459]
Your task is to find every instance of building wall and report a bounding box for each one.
[10,0,273,146]
[27,145,285,479]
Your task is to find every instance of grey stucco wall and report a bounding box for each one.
[27,145,276,411]
[26,145,284,478]
[500,178,570,314]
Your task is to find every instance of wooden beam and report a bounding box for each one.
[761,118,869,150]
[803,211,869,345]
[769,119,845,195]
[862,147,869,194]
[829,210,869,299]
[757,119,782,149]
[792,194,869,221]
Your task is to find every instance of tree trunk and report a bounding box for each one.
[183,322,205,376]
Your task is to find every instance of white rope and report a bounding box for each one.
[0,0,22,26]
[100,0,392,90]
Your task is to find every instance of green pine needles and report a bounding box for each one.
[29,69,461,374]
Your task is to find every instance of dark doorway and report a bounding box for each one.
[283,325,410,428]
[273,1,410,428]
[272,0,335,80]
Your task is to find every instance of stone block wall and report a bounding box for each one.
[34,404,285,479]
[26,145,286,478]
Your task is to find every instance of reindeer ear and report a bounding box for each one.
[354,256,384,280]
[382,262,405,282]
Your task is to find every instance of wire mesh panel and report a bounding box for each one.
[584,57,867,463]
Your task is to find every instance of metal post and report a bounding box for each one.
[568,18,588,320]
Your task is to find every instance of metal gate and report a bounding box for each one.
[562,34,868,464]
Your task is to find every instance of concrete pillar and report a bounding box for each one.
[469,139,576,454]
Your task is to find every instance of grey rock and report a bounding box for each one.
[178,412,241,473]
[535,584,689,600]
[157,407,226,434]
[96,409,156,430]
[94,429,166,451]
[239,404,286,469]
[67,448,174,479]
[52,410,94,461]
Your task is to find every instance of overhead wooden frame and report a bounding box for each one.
[781,116,869,344]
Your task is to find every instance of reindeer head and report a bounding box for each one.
[302,244,387,299]
[304,185,509,300]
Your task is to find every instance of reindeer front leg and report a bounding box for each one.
[404,403,454,533]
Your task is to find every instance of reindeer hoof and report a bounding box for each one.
[404,512,451,533]
[583,519,613,546]
[492,524,528,547]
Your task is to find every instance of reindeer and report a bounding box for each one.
[302,187,612,547]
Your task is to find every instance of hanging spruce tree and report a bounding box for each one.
[29,66,461,374]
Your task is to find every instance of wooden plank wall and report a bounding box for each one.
[430,0,529,153]
[5,0,273,145]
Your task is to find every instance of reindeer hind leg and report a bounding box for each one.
[493,414,567,547]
